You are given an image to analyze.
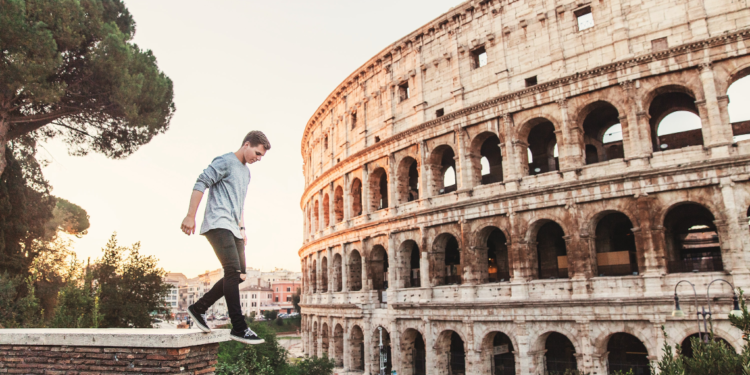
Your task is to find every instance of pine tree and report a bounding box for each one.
[0,0,175,176]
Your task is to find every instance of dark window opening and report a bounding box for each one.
[399,82,410,102]
[348,250,362,291]
[370,246,389,291]
[582,101,622,164]
[595,212,638,277]
[491,333,515,375]
[324,135,328,150]
[525,76,538,87]
[575,6,594,30]
[449,332,466,375]
[410,244,421,288]
[649,89,703,152]
[526,120,558,175]
[545,333,577,373]
[664,203,723,273]
[537,222,568,279]
[428,146,457,195]
[413,332,426,375]
[477,134,503,184]
[681,334,734,358]
[436,108,445,117]
[397,157,420,204]
[370,168,388,210]
[472,47,488,69]
[607,333,651,375]
[351,113,357,129]
[320,257,328,292]
[375,136,381,143]
[351,179,363,217]
[444,237,461,285]
[486,229,510,283]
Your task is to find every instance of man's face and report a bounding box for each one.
[243,143,267,164]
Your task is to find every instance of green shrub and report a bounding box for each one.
[275,317,284,326]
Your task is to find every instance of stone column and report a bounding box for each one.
[389,153,397,212]
[390,320,401,375]
[317,190,324,232]
[363,312,373,375]
[456,126,471,190]
[329,183,336,229]
[501,114,521,184]
[362,249,370,292]
[576,319,594,374]
[633,195,666,296]
[316,251,322,293]
[557,99,583,178]
[511,140,530,180]
[342,246,349,293]
[419,141,429,199]
[328,247,334,293]
[621,80,652,168]
[343,174,351,223]
[363,165,371,215]
[513,320,534,374]
[463,320,478,375]
[423,318,435,375]
[388,233,398,292]
[699,63,734,156]
[718,178,750,288]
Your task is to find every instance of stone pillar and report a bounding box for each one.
[389,153,398,212]
[343,319,351,370]
[388,233,398,292]
[511,140,530,180]
[362,249,370,292]
[390,320,401,375]
[318,190,324,232]
[621,80,652,167]
[501,114,522,185]
[342,247,349,293]
[513,320,534,374]
[327,247,334,293]
[316,251,322,293]
[423,318,435,375]
[419,141,429,199]
[329,183,336,229]
[718,178,750,287]
[344,174,351,223]
[363,312,373,375]
[363,165,371,215]
[576,319,594,374]
[557,99,583,177]
[463,320,478,375]
[456,126,471,190]
[699,63,734,156]
[633,195,666,296]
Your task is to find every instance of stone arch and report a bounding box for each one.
[644,84,704,152]
[577,100,624,163]
[369,167,389,211]
[431,232,462,286]
[350,325,365,371]
[469,131,503,186]
[679,333,737,358]
[427,144,458,195]
[334,186,344,223]
[323,193,330,227]
[526,219,569,280]
[605,333,651,374]
[349,250,363,291]
[396,156,420,203]
[475,226,511,284]
[332,253,343,292]
[479,331,516,375]
[434,329,467,375]
[371,326,392,375]
[530,330,579,374]
[400,328,427,375]
[518,117,560,175]
[369,245,389,291]
[398,239,422,288]
[351,178,363,217]
[333,323,344,367]
[661,201,723,273]
[591,211,638,277]
[321,322,330,356]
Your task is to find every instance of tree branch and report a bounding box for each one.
[7,110,76,140]
[51,122,97,139]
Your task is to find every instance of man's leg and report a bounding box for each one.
[192,229,245,333]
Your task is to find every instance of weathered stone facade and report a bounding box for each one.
[298,0,750,374]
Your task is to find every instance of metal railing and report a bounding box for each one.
[668,256,723,273]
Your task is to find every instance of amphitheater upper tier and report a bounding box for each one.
[299,0,750,374]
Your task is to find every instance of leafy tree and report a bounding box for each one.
[0,0,175,176]
[288,357,335,375]
[94,233,170,328]
[0,272,42,328]
[275,316,284,326]
[264,310,278,321]
[50,257,100,328]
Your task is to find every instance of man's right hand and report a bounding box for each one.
[181,215,196,235]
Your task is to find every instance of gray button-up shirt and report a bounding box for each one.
[193,153,250,239]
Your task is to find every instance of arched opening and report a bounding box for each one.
[595,212,638,277]
[471,132,503,185]
[401,329,426,375]
[397,157,420,203]
[370,168,389,210]
[399,240,421,288]
[680,333,735,358]
[311,259,318,293]
[581,101,623,164]
[321,323,330,357]
[371,327,392,375]
[428,145,458,195]
[370,246,389,291]
[648,87,703,151]
[312,322,319,357]
[350,325,365,371]
[348,250,362,292]
[432,234,461,286]
[321,257,329,293]
[664,203,723,273]
[436,331,465,375]
[545,332,577,373]
[313,200,319,231]
[323,194,330,227]
[728,73,750,142]
[525,119,558,175]
[351,178,363,217]
[606,333,650,374]
[333,324,344,367]
[332,254,343,292]
[481,332,515,375]
[536,222,568,279]
[334,186,344,223]
[486,228,510,283]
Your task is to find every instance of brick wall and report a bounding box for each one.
[0,343,219,374]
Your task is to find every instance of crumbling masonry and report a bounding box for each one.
[298,0,750,374]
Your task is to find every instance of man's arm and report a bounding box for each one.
[181,190,204,235]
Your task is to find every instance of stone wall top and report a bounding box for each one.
[0,329,230,348]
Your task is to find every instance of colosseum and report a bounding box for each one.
[298,0,750,374]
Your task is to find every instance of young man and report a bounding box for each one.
[181,131,270,345]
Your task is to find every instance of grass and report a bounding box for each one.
[268,316,301,333]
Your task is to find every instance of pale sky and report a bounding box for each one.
[38,1,750,279]
[39,0,462,278]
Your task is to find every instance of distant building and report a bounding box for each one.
[260,268,302,288]
[239,285,274,317]
[162,273,187,316]
[271,280,300,314]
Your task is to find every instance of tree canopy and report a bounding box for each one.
[0,0,175,175]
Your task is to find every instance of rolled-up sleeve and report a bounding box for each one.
[193,157,228,192]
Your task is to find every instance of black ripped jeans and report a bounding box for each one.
[192,228,248,332]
